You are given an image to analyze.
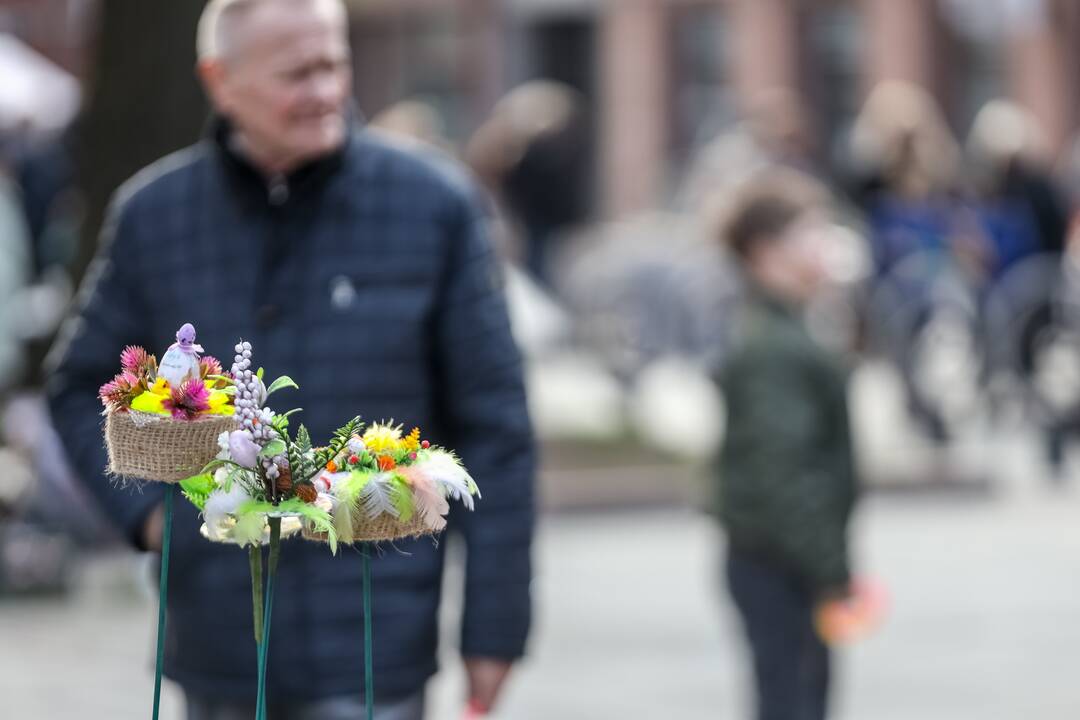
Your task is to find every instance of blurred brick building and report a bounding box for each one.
[0,0,88,74]
[345,0,1080,218]
[6,0,1080,217]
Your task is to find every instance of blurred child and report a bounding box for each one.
[712,170,859,720]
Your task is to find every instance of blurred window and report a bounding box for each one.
[670,4,732,187]
[806,3,861,177]
[939,0,1009,133]
[352,9,467,141]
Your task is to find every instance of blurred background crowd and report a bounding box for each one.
[3,0,1080,718]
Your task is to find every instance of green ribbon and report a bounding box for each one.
[256,518,281,720]
[151,487,174,720]
[363,547,374,720]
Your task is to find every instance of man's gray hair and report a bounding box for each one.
[196,0,345,62]
[197,0,254,61]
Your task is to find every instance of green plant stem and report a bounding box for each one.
[151,487,174,720]
[363,547,374,720]
[255,518,281,720]
[250,546,264,646]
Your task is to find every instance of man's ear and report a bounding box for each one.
[197,59,230,114]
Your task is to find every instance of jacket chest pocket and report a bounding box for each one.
[307,270,437,368]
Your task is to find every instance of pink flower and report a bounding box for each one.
[199,355,223,380]
[163,378,211,420]
[99,371,140,412]
[120,346,148,373]
[120,345,157,385]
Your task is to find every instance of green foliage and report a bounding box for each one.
[313,416,362,469]
[287,424,317,484]
[265,375,298,396]
[270,408,302,435]
[258,439,286,459]
[235,499,338,554]
[180,473,214,511]
[296,424,312,454]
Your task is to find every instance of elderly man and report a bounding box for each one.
[46,0,534,718]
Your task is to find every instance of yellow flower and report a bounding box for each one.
[362,423,403,454]
[402,427,421,452]
[207,390,234,415]
[130,391,167,414]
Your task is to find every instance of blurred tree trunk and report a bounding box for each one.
[72,0,208,285]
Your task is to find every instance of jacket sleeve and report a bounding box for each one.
[434,189,536,660]
[45,194,163,549]
[721,349,853,593]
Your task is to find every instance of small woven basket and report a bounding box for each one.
[104,411,238,483]
[304,512,432,545]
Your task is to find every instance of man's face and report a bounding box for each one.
[202,0,352,171]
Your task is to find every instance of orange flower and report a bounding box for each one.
[327,460,338,472]
[377,455,397,472]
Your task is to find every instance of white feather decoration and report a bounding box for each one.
[357,472,401,520]
[204,481,254,541]
[232,512,268,547]
[420,450,479,511]
[408,472,449,531]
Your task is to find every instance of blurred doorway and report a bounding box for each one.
[518,16,598,218]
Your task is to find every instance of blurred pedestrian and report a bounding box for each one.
[465,81,589,286]
[9,127,80,392]
[0,166,30,391]
[967,100,1073,473]
[848,81,962,277]
[711,170,858,720]
[847,82,969,442]
[369,98,454,156]
[46,0,535,718]
[966,99,1068,279]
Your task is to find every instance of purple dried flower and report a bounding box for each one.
[99,371,140,412]
[163,378,211,420]
[120,346,147,373]
[120,345,157,383]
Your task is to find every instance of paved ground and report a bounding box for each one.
[3,477,1079,719]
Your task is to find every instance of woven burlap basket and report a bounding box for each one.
[104,410,238,483]
[304,512,432,545]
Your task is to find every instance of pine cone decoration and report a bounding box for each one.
[295,483,317,503]
[275,467,293,494]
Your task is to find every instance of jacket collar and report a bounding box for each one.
[207,113,353,206]
[743,279,804,322]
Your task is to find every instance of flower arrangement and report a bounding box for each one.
[179,342,480,549]
[101,324,238,482]
[307,421,479,544]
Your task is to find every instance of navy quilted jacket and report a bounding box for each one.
[46,121,535,703]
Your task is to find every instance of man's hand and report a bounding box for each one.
[464,657,513,714]
[141,504,165,552]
